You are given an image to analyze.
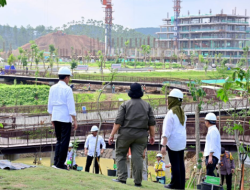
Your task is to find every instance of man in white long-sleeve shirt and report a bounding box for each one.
[48,67,77,170]
[85,125,106,174]
[161,89,187,189]
[204,113,221,177]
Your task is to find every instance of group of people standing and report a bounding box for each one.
[48,67,232,189]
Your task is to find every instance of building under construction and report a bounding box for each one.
[156,10,250,64]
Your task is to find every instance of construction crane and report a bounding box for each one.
[100,0,113,56]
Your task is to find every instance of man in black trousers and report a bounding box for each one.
[48,67,77,170]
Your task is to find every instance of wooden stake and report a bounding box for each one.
[234,169,237,190]
[187,171,194,188]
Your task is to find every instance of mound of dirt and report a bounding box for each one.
[12,32,104,57]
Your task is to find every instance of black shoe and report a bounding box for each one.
[164,184,174,189]
[112,179,126,184]
[135,184,142,187]
[55,164,68,170]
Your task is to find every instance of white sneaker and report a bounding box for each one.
[51,165,57,169]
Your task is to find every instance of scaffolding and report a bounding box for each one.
[102,0,113,56]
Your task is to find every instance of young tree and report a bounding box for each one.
[70,59,78,74]
[54,48,59,70]
[141,45,151,67]
[218,53,223,67]
[7,54,16,72]
[39,51,45,70]
[243,46,249,69]
[204,55,210,75]
[97,50,105,75]
[18,47,24,67]
[34,47,40,69]
[178,52,186,69]
[30,40,38,69]
[86,51,91,64]
[190,51,195,66]
[49,44,56,73]
[188,79,206,163]
[49,44,56,59]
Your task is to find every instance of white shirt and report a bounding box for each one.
[65,149,76,165]
[85,134,106,157]
[204,125,221,160]
[162,110,187,151]
[47,81,76,122]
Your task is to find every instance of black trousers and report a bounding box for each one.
[221,174,232,190]
[205,156,218,177]
[167,146,185,190]
[54,121,72,168]
[85,155,100,174]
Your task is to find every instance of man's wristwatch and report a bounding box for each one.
[162,145,166,148]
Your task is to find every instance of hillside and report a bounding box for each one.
[11,32,102,57]
[0,20,154,52]
[135,27,160,37]
[0,166,166,190]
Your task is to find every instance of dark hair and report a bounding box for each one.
[59,75,70,80]
[221,147,225,154]
[207,120,216,125]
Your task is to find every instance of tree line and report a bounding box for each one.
[0,17,152,51]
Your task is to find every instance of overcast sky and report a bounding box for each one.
[0,0,249,29]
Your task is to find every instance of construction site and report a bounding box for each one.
[1,0,250,189]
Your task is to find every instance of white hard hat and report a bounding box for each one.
[169,89,183,99]
[205,113,217,121]
[156,153,163,158]
[91,125,99,132]
[58,67,72,76]
[69,142,73,148]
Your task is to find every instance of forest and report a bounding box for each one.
[0,17,156,51]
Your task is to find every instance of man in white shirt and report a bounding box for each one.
[48,67,77,170]
[84,125,106,174]
[161,89,187,189]
[204,113,221,177]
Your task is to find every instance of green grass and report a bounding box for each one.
[0,166,172,190]
[72,70,233,81]
[119,70,232,80]
[74,92,107,103]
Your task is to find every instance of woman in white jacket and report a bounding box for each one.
[161,89,187,190]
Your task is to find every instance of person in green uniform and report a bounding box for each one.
[108,83,156,187]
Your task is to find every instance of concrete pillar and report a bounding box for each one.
[4,154,19,161]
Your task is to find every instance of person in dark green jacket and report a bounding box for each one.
[108,83,156,187]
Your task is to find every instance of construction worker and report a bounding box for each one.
[154,153,166,184]
[88,83,91,91]
[204,113,221,177]
[112,84,115,94]
[65,142,78,170]
[219,147,235,190]
[48,67,77,170]
[161,89,187,189]
[108,83,156,187]
[84,125,106,174]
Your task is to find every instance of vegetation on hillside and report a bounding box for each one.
[0,17,154,51]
